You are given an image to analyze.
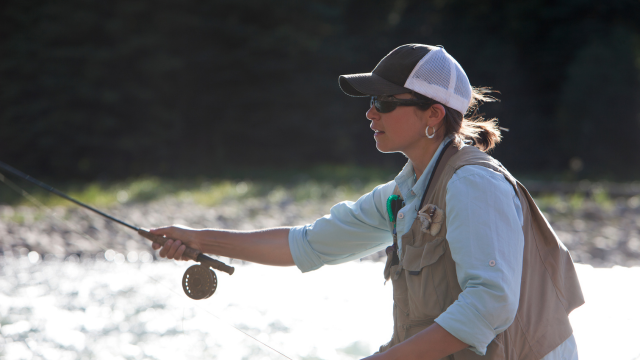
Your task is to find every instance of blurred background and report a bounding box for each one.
[2,1,640,359]
[2,0,639,181]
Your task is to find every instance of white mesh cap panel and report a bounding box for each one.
[411,50,451,90]
[404,47,472,114]
[454,65,471,100]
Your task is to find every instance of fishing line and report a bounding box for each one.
[137,264,294,360]
[0,171,294,360]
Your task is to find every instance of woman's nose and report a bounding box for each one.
[366,105,379,121]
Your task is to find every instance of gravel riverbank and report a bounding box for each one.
[2,191,640,267]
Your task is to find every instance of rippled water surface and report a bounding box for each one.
[1,254,640,360]
[0,254,395,360]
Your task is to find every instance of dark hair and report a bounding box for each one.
[411,88,502,152]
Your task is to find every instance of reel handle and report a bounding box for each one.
[197,253,235,275]
[137,228,235,275]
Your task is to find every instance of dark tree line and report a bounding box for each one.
[1,0,639,180]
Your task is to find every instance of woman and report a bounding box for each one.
[151,44,583,360]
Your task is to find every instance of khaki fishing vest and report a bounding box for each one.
[379,145,584,360]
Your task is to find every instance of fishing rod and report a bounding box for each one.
[0,160,234,300]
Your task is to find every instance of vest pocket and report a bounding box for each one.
[390,264,410,318]
[402,237,449,320]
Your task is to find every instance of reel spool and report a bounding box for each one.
[182,264,217,300]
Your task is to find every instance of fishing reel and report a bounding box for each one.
[182,264,218,300]
[137,229,235,300]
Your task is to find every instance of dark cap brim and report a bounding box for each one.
[339,73,410,97]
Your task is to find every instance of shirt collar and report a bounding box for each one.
[394,136,453,203]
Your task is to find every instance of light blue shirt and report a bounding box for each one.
[288,139,576,358]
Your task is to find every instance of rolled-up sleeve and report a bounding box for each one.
[435,166,525,355]
[288,181,396,273]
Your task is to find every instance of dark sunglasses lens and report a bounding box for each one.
[372,99,397,113]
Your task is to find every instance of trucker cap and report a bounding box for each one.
[339,44,473,115]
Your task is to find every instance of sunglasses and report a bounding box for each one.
[370,96,436,113]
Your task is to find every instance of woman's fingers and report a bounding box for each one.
[175,244,187,261]
[165,239,183,260]
[156,239,187,261]
[158,239,173,258]
[149,225,198,261]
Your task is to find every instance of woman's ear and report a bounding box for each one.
[427,104,446,127]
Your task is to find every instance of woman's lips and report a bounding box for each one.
[373,130,385,137]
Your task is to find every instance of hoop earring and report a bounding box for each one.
[425,126,436,139]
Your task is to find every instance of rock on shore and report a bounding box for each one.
[2,193,640,267]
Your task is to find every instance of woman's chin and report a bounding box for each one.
[375,142,393,153]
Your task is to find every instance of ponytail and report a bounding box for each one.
[412,87,502,152]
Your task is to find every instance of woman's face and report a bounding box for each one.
[367,93,429,154]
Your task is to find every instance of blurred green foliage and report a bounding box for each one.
[0,164,397,206]
[1,0,639,180]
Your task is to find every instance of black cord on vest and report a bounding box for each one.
[419,140,453,207]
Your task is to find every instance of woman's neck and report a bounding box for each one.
[407,137,444,182]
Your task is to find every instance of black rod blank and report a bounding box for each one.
[0,160,234,275]
[0,161,139,230]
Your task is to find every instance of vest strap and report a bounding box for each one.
[419,140,458,208]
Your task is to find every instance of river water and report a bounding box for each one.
[1,253,639,360]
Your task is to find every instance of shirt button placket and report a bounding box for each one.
[397,213,405,252]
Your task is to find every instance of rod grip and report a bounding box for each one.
[137,229,235,275]
[137,228,202,262]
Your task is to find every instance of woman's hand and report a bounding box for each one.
[150,225,201,261]
[149,226,294,266]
